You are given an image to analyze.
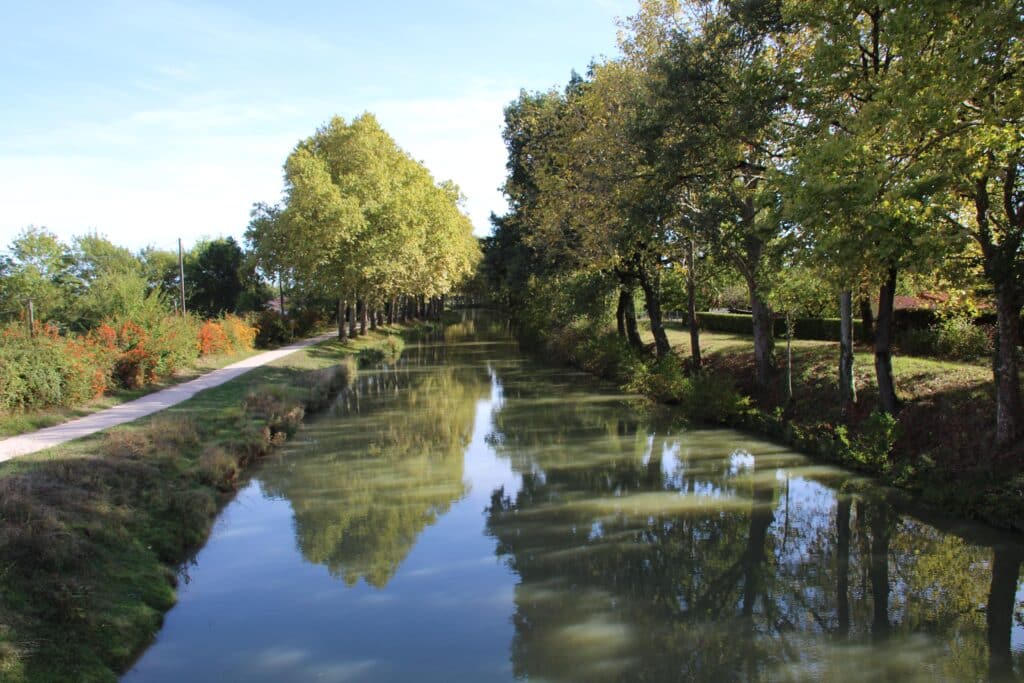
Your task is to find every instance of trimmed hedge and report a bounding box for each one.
[694,312,866,342]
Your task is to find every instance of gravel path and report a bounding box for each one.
[0,333,335,462]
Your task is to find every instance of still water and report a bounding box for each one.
[124,318,1024,682]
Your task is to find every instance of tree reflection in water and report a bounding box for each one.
[484,359,1023,682]
[259,338,491,587]
[250,317,1021,682]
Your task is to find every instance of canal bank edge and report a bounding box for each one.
[0,326,415,683]
[529,326,1024,537]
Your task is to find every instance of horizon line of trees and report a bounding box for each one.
[480,0,1023,451]
[0,227,268,329]
[245,113,481,340]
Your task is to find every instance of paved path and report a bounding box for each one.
[0,332,335,463]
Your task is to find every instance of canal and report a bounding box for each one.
[123,317,1024,682]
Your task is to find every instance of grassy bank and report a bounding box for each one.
[0,326,407,682]
[661,324,1024,531]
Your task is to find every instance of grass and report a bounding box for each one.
[0,324,411,683]
[0,346,269,438]
[652,322,1024,530]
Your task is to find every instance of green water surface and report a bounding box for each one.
[123,317,1024,682]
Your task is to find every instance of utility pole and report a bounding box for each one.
[178,238,187,316]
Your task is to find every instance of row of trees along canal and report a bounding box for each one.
[479,0,1024,448]
[246,114,480,339]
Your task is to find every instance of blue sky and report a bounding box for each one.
[0,0,635,252]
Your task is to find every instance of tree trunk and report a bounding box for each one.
[860,296,874,343]
[337,298,347,341]
[686,238,702,371]
[369,305,378,331]
[742,483,775,618]
[750,286,775,390]
[868,502,891,640]
[638,268,671,359]
[348,297,357,339]
[616,289,627,339]
[839,291,856,417]
[993,287,1022,447]
[836,495,851,637]
[785,315,793,402]
[874,267,899,415]
[387,298,396,325]
[623,290,643,351]
[358,299,368,335]
[986,546,1022,681]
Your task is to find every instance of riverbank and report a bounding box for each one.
[0,326,407,683]
[538,320,1024,533]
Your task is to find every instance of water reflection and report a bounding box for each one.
[484,355,1024,682]
[123,315,1023,683]
[259,339,491,586]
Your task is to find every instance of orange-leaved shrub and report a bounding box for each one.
[0,323,113,410]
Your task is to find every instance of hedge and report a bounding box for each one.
[694,312,867,342]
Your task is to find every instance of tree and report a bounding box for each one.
[184,237,246,317]
[248,114,479,339]
[70,233,139,284]
[890,0,1024,447]
[652,0,797,388]
[783,0,954,415]
[0,226,74,324]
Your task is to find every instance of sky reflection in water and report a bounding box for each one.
[123,318,1024,682]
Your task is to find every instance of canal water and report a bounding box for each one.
[123,317,1024,682]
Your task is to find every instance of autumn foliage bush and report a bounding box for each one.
[0,323,112,410]
[0,313,257,410]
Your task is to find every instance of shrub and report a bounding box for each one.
[358,335,405,367]
[299,358,357,412]
[243,387,305,439]
[835,411,899,469]
[576,332,640,381]
[254,310,291,348]
[625,354,749,422]
[221,314,256,353]
[0,324,111,410]
[933,317,993,360]
[897,316,993,360]
[197,446,239,491]
[196,320,231,356]
[291,308,326,337]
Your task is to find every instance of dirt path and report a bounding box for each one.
[0,333,335,462]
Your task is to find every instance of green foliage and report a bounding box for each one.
[358,335,405,367]
[246,114,480,320]
[0,325,107,411]
[254,310,291,348]
[185,237,246,317]
[900,317,994,361]
[73,270,167,331]
[625,355,749,421]
[0,227,75,324]
[835,411,899,470]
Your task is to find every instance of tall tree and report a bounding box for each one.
[784,0,952,415]
[185,237,246,317]
[653,0,797,388]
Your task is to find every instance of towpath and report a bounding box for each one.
[0,332,335,462]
